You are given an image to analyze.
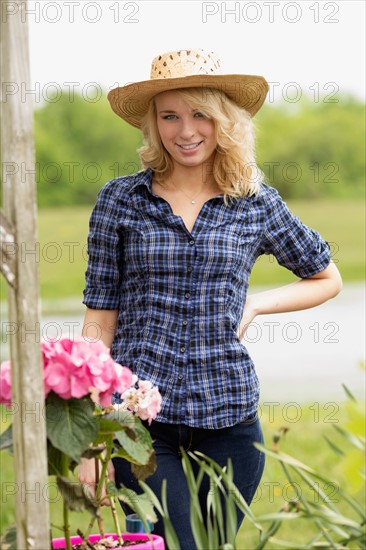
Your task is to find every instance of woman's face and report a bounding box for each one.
[154,90,217,169]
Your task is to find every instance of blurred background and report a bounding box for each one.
[1,1,365,543]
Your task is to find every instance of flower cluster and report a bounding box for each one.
[42,338,133,407]
[0,338,163,549]
[0,339,162,419]
[115,376,163,424]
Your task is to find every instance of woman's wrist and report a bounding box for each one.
[245,294,261,317]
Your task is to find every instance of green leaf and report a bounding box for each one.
[0,524,17,550]
[180,451,209,548]
[99,409,137,431]
[253,443,317,474]
[81,446,106,459]
[107,481,157,525]
[113,421,153,466]
[189,451,262,530]
[45,393,98,463]
[345,400,366,439]
[323,435,345,457]
[47,441,64,476]
[342,383,356,401]
[332,424,365,450]
[0,424,13,454]
[131,449,157,481]
[256,512,303,522]
[56,475,99,517]
[139,480,181,550]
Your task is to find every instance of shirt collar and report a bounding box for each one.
[128,168,225,202]
[128,168,154,195]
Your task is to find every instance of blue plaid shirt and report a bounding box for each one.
[83,168,331,429]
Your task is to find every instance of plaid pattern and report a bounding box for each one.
[83,168,331,429]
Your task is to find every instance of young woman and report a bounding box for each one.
[79,49,342,548]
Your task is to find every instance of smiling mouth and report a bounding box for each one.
[177,141,203,150]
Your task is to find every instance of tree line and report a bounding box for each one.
[32,92,364,207]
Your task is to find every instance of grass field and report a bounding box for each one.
[0,199,364,307]
[1,403,365,547]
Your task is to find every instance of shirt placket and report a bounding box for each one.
[174,232,197,423]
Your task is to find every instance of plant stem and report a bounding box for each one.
[61,453,72,550]
[84,439,113,540]
[281,462,338,548]
[110,495,123,546]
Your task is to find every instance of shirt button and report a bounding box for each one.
[180,346,186,353]
[187,265,193,272]
[178,374,183,380]
[182,320,188,326]
[185,292,191,299]
[189,239,195,245]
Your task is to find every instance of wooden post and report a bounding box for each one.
[1,0,50,547]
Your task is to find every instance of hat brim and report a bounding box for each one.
[108,74,268,128]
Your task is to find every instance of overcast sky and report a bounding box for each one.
[24,0,365,104]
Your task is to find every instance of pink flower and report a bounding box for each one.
[0,338,159,415]
[113,362,134,395]
[43,339,94,400]
[42,338,133,405]
[118,379,162,424]
[0,361,12,408]
[136,386,162,424]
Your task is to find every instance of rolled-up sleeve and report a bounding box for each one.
[260,186,331,278]
[83,181,122,309]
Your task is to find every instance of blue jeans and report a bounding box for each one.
[113,415,265,550]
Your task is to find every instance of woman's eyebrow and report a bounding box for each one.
[158,109,177,114]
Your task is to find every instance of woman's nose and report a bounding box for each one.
[179,118,196,139]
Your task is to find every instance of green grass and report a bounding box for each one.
[37,205,93,301]
[250,198,365,285]
[1,404,365,547]
[0,199,364,305]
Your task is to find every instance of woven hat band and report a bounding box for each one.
[150,49,222,79]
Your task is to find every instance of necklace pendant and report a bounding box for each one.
[191,200,195,204]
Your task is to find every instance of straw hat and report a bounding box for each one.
[108,49,269,128]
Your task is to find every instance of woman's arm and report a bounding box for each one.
[82,307,118,348]
[79,307,119,500]
[238,262,342,339]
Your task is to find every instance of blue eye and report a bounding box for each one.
[162,114,177,120]
[194,112,205,118]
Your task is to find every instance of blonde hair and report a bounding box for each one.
[138,87,263,201]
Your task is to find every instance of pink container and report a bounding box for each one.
[52,532,165,549]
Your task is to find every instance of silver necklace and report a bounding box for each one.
[172,179,206,205]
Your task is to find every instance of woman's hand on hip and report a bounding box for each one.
[237,296,257,341]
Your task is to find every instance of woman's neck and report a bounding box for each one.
[169,162,216,192]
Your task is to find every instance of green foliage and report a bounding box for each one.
[57,476,99,517]
[107,482,157,530]
[34,92,142,207]
[0,396,158,548]
[139,480,181,550]
[134,387,365,549]
[32,92,365,208]
[256,96,365,199]
[2,399,365,547]
[46,393,98,463]
[0,524,17,550]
